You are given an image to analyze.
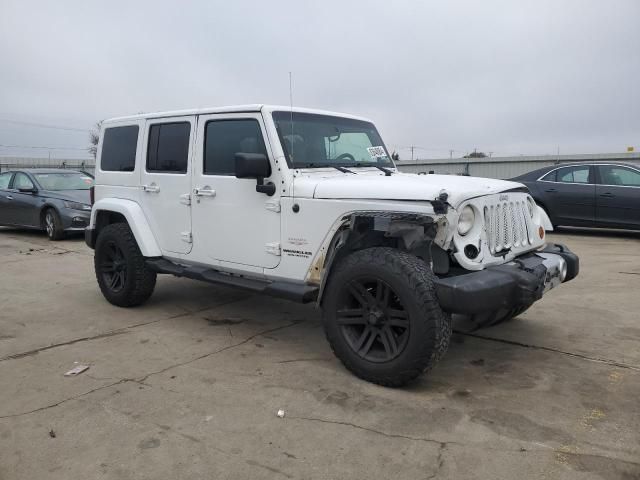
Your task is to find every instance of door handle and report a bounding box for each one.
[599,192,615,198]
[142,184,160,193]
[545,188,557,193]
[5,195,13,200]
[194,186,216,197]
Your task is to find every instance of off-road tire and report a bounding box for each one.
[322,247,452,388]
[94,223,156,307]
[44,208,64,241]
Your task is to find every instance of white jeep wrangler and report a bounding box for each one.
[86,105,579,387]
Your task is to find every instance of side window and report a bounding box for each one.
[101,126,139,172]
[598,166,640,187]
[13,173,34,190]
[556,166,591,184]
[147,122,191,173]
[541,170,557,182]
[0,172,12,189]
[204,119,267,175]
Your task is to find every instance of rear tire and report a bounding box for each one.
[94,223,156,307]
[322,247,451,388]
[44,208,64,241]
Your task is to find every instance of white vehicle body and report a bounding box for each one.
[89,104,554,284]
[86,104,578,387]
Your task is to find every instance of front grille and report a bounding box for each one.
[484,199,534,255]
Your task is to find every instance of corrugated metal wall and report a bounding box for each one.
[396,153,640,179]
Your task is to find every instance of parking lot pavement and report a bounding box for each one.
[0,228,639,479]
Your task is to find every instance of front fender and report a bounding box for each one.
[90,198,161,257]
[537,205,554,232]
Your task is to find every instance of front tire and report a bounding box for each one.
[44,208,64,241]
[94,223,156,307]
[322,247,451,387]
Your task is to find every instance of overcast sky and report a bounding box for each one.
[0,0,638,160]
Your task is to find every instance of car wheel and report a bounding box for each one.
[44,209,64,240]
[322,247,452,387]
[94,223,156,307]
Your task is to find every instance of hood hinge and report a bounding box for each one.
[265,199,281,213]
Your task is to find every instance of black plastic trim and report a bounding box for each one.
[146,258,318,303]
[85,227,96,249]
[434,244,578,315]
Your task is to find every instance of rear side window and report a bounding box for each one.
[204,119,267,175]
[598,165,640,187]
[101,126,139,172]
[0,172,12,189]
[147,122,191,173]
[540,170,556,182]
[556,166,591,184]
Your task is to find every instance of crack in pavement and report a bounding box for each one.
[0,296,250,363]
[454,330,640,372]
[0,319,302,419]
[288,416,640,468]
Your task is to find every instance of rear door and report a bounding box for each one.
[595,164,640,228]
[140,117,195,255]
[540,165,595,226]
[0,172,15,225]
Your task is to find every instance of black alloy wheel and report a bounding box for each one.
[98,240,128,293]
[336,277,410,363]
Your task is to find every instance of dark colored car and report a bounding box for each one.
[0,168,94,240]
[512,163,640,230]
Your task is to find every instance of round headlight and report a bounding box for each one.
[457,205,475,235]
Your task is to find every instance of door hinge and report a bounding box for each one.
[265,199,281,213]
[180,232,193,244]
[265,242,281,256]
[179,193,191,205]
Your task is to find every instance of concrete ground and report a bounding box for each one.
[0,227,639,480]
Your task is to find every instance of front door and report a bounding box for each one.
[596,164,640,228]
[140,116,195,254]
[9,172,40,227]
[191,113,281,270]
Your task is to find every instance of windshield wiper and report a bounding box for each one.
[297,163,356,174]
[333,165,355,174]
[375,165,393,176]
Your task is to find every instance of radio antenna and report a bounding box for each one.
[289,71,296,205]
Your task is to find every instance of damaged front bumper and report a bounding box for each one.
[434,243,579,315]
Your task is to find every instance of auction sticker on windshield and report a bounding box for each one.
[367,146,387,158]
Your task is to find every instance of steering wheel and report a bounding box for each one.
[335,153,355,162]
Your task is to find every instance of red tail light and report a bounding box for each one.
[90,186,95,205]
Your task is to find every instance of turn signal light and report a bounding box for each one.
[539,226,545,239]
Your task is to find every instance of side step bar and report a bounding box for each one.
[146,258,318,304]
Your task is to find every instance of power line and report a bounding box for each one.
[0,118,90,132]
[0,143,88,151]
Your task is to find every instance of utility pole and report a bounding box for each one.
[449,149,453,159]
[410,146,415,162]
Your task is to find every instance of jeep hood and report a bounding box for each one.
[293,170,525,207]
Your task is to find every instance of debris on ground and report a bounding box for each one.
[49,429,56,438]
[277,409,285,418]
[64,364,90,376]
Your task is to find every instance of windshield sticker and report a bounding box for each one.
[367,146,387,159]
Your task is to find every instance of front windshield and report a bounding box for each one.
[272,111,394,169]
[33,172,94,191]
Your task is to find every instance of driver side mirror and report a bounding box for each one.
[18,187,37,194]
[235,153,275,196]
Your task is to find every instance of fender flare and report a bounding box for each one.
[90,198,161,257]
[537,205,554,232]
